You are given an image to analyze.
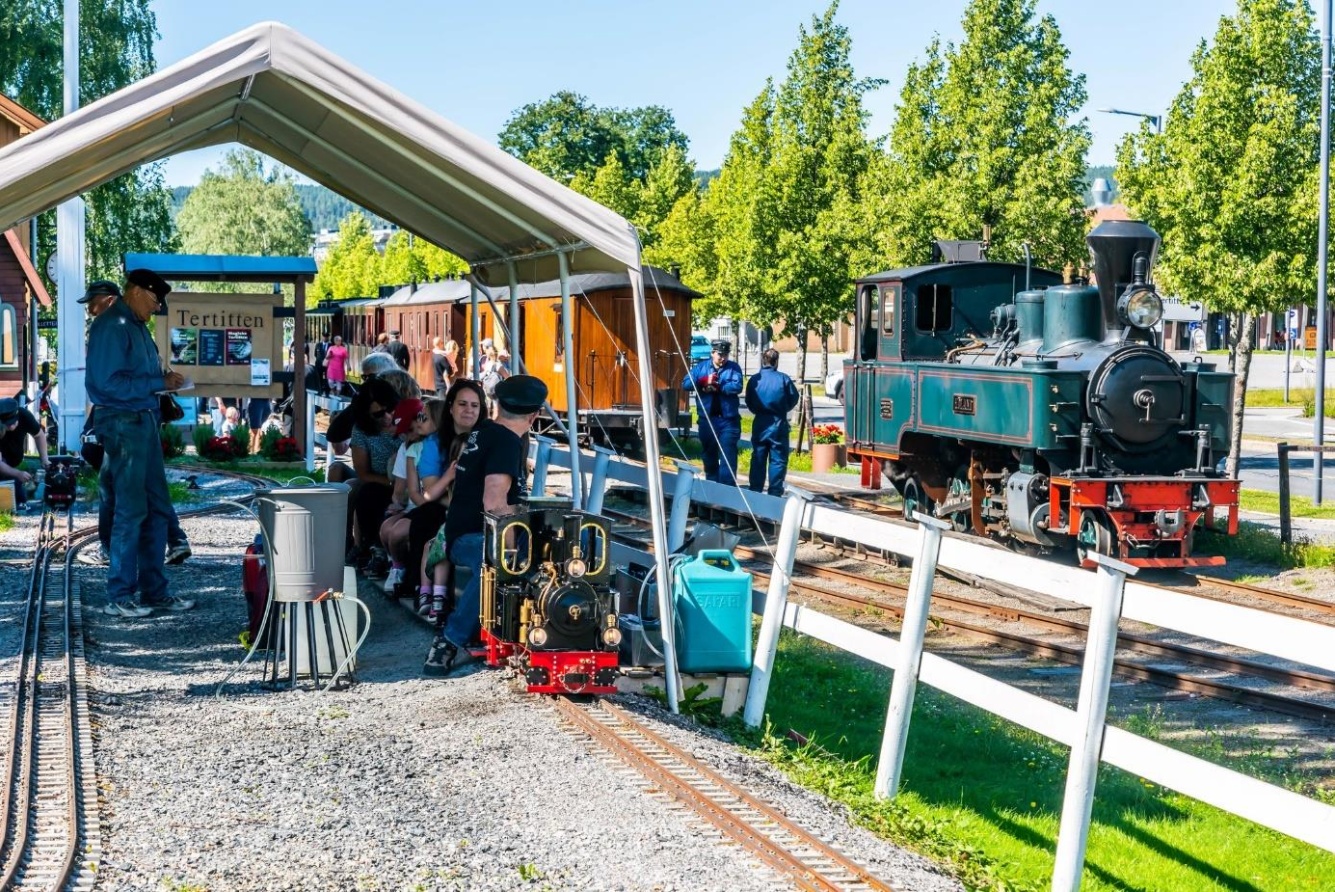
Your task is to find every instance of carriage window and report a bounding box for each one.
[916,284,953,332]
[0,304,16,367]
[880,284,898,334]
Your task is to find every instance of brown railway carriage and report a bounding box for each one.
[379,280,471,384]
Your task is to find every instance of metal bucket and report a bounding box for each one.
[256,482,349,602]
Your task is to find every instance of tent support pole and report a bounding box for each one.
[559,252,583,509]
[470,280,481,382]
[628,261,680,713]
[507,262,521,365]
[294,277,308,464]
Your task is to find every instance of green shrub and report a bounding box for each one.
[191,423,214,455]
[160,424,186,459]
[232,423,251,457]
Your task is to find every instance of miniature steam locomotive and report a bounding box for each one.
[479,499,621,694]
[42,455,82,511]
[844,220,1240,567]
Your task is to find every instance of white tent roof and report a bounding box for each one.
[0,21,640,282]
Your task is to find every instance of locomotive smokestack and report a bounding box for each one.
[1087,219,1160,336]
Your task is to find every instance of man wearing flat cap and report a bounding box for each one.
[682,338,744,486]
[0,397,49,510]
[85,268,194,618]
[424,373,547,676]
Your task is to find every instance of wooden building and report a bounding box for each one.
[0,94,51,388]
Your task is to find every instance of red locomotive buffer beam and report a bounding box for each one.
[1052,477,1240,569]
[480,629,619,695]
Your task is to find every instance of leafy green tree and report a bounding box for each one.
[312,212,381,301]
[872,0,1090,270]
[0,0,176,280]
[415,241,469,281]
[637,144,697,248]
[176,149,310,257]
[378,231,468,286]
[1116,0,1319,476]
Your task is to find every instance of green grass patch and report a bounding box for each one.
[1237,488,1335,521]
[0,513,12,531]
[748,632,1335,891]
[1245,389,1335,418]
[658,434,858,478]
[1194,521,1335,569]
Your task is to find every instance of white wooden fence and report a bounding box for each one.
[531,438,1335,888]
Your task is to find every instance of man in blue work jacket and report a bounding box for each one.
[86,269,195,618]
[682,339,744,485]
[745,348,800,497]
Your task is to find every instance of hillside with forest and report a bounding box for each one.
[170,184,391,233]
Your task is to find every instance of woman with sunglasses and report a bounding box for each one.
[404,379,487,617]
[345,377,408,571]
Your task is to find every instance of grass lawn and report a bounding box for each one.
[747,633,1335,891]
[1245,389,1335,418]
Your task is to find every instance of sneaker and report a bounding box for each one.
[165,542,192,565]
[416,591,432,618]
[423,637,479,677]
[363,549,390,579]
[77,547,108,567]
[143,596,196,612]
[385,566,404,588]
[427,594,444,624]
[104,601,153,619]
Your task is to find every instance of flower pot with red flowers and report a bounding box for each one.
[810,423,846,473]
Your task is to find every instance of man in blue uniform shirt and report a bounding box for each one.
[745,348,800,497]
[86,268,195,618]
[682,339,744,486]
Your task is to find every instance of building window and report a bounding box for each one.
[0,303,16,368]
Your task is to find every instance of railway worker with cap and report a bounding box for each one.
[384,330,410,370]
[745,348,800,498]
[76,280,192,567]
[0,396,48,511]
[424,374,547,677]
[85,268,194,618]
[682,339,744,486]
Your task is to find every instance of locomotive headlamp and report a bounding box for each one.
[566,558,587,578]
[1118,288,1163,329]
[602,627,623,647]
[529,627,549,648]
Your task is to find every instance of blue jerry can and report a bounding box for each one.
[672,550,753,673]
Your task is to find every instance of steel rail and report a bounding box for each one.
[553,698,899,892]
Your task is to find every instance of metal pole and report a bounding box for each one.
[1316,0,1332,505]
[557,252,583,509]
[1051,553,1136,892]
[667,461,696,553]
[585,445,614,515]
[55,0,86,454]
[744,491,809,727]
[507,261,521,364]
[874,513,949,800]
[1285,309,1293,403]
[469,280,481,381]
[530,435,553,497]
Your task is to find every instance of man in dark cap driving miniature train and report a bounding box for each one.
[682,339,744,486]
[0,396,49,510]
[85,268,194,618]
[424,374,548,676]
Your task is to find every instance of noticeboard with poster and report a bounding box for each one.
[1306,326,1318,351]
[155,294,283,398]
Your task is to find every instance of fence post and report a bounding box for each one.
[530,435,554,497]
[667,462,696,553]
[1278,442,1291,544]
[305,398,317,474]
[874,512,949,800]
[1051,552,1137,892]
[584,445,615,515]
[744,490,809,728]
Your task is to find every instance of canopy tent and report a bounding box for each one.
[0,20,682,708]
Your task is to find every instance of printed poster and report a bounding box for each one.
[197,329,226,366]
[250,358,271,386]
[169,327,198,364]
[226,328,253,366]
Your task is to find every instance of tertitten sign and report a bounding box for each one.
[154,294,283,398]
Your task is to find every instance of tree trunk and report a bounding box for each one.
[795,323,808,386]
[820,328,830,382]
[1225,311,1254,479]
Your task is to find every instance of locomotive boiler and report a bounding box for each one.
[844,220,1240,567]
[479,499,622,694]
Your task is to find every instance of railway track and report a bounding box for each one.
[602,502,1335,724]
[553,697,899,892]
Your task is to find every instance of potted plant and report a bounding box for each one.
[810,423,846,473]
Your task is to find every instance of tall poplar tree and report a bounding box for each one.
[176,149,310,258]
[873,0,1089,269]
[0,0,176,280]
[1116,0,1320,477]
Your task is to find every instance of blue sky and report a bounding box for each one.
[151,0,1236,186]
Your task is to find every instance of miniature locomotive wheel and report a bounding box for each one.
[945,467,972,532]
[1076,510,1116,565]
[901,476,935,522]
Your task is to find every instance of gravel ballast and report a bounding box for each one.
[0,482,962,892]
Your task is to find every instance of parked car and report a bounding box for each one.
[690,334,711,363]
[824,366,845,404]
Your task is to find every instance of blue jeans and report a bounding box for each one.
[97,409,173,605]
[748,418,791,497]
[99,478,186,552]
[698,416,741,486]
[441,532,485,647]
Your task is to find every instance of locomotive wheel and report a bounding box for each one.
[901,476,935,522]
[1076,510,1116,565]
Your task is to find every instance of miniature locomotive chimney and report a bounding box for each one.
[1086,219,1160,337]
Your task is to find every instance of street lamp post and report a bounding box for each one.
[1097,107,1163,134]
